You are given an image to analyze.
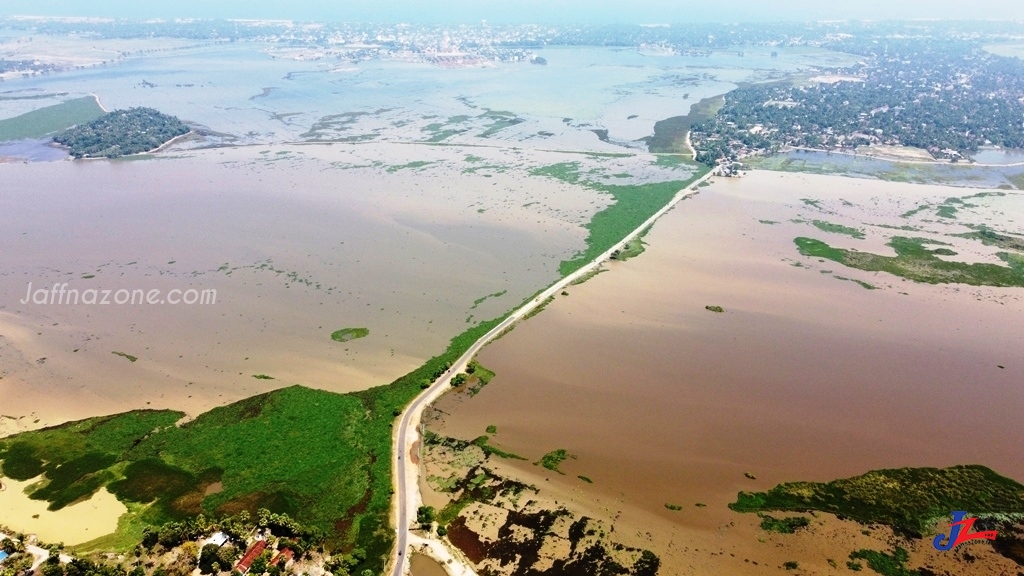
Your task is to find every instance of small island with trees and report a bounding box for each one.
[53,107,190,159]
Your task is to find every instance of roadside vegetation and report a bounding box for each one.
[529,161,709,275]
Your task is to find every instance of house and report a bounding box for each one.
[270,549,294,567]
[235,540,268,574]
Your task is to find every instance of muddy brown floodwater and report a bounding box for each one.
[410,553,449,576]
[432,170,1024,574]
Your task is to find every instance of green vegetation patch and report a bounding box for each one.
[477,110,524,138]
[536,449,573,474]
[848,547,919,576]
[705,305,725,313]
[530,161,708,275]
[612,226,653,262]
[795,236,1024,287]
[812,220,866,239]
[385,160,433,173]
[523,295,555,320]
[111,351,138,363]
[471,289,507,309]
[759,514,810,534]
[53,107,189,158]
[730,465,1024,536]
[955,228,1024,252]
[470,436,526,460]
[644,95,724,155]
[330,327,370,342]
[664,504,683,511]
[0,96,105,141]
[465,360,495,395]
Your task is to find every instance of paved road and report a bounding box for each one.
[389,169,715,576]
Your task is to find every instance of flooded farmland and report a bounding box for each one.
[429,170,1024,574]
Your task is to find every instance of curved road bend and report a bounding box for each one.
[389,169,716,576]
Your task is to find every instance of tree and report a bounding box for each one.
[249,556,268,576]
[416,506,436,529]
[199,544,223,574]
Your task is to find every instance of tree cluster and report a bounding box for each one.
[53,108,189,158]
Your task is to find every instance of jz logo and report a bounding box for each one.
[932,511,998,551]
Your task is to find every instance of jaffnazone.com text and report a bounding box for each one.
[20,282,217,306]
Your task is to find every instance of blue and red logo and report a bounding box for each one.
[932,511,998,551]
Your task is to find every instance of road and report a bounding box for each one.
[388,168,715,576]
[0,533,73,570]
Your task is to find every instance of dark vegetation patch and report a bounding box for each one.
[992,521,1024,566]
[730,465,1024,537]
[111,351,138,362]
[53,107,189,158]
[795,236,1024,287]
[848,547,919,576]
[536,449,573,474]
[955,227,1024,252]
[812,219,866,239]
[759,514,811,534]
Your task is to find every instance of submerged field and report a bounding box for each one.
[428,170,1024,575]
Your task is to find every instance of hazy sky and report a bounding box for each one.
[2,0,1024,24]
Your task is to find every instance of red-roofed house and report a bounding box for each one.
[235,540,267,574]
[270,549,294,567]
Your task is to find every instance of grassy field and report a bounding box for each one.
[795,236,1024,287]
[0,96,105,141]
[730,465,1024,536]
[530,161,709,275]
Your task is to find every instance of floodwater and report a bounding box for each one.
[432,170,1024,573]
[0,139,68,162]
[410,554,449,576]
[973,147,1024,165]
[0,477,126,545]
[1,37,858,149]
[0,142,624,430]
